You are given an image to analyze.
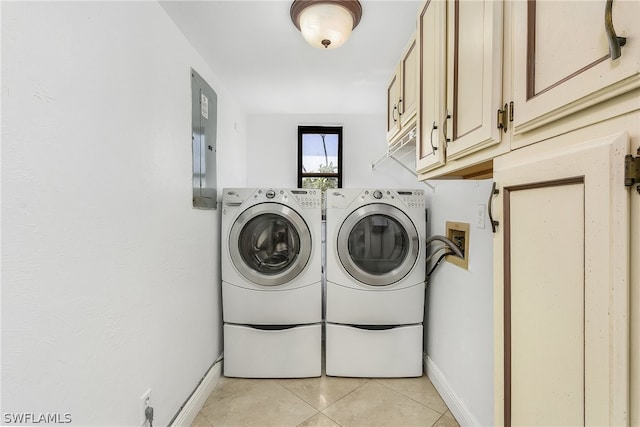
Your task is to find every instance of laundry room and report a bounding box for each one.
[2,1,638,427]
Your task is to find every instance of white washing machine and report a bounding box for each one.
[221,188,322,378]
[325,188,426,377]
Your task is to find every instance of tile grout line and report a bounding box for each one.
[294,410,346,427]
[317,407,346,427]
[317,377,372,413]
[200,377,251,409]
[277,375,373,412]
[274,376,350,427]
[294,410,322,427]
[272,378,322,413]
[275,378,332,412]
[198,409,215,427]
[432,412,453,427]
[371,377,449,416]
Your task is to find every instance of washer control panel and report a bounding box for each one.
[249,188,321,209]
[289,189,322,209]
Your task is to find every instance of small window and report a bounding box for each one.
[297,126,343,191]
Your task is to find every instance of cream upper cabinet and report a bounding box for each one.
[386,35,418,144]
[512,0,640,135]
[386,66,401,142]
[416,0,446,173]
[400,37,418,129]
[415,0,505,176]
[444,0,504,160]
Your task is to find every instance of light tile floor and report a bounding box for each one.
[190,373,460,427]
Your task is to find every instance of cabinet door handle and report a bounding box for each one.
[442,111,451,146]
[605,0,627,60]
[488,182,499,233]
[430,121,438,154]
[398,99,404,116]
[392,105,399,123]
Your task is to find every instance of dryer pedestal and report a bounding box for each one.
[325,323,423,378]
[224,323,322,378]
[324,189,427,378]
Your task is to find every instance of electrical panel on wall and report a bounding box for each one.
[191,68,217,209]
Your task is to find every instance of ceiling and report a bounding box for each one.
[159,0,421,115]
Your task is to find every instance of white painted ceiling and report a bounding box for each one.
[159,0,421,115]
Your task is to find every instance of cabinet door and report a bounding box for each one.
[416,0,446,173]
[512,0,640,134]
[493,132,630,426]
[445,0,503,160]
[386,65,401,142]
[400,37,418,129]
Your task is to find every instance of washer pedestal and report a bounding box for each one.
[223,323,322,378]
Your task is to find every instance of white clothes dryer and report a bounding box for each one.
[221,188,322,378]
[325,188,426,377]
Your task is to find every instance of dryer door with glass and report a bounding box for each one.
[337,204,419,286]
[229,203,312,286]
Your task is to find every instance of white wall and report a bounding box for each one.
[245,114,423,190]
[1,2,246,425]
[425,179,494,426]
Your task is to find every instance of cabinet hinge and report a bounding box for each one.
[497,103,508,133]
[625,148,640,194]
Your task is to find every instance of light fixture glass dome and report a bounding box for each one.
[290,1,362,50]
[299,3,353,49]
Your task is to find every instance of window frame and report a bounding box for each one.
[297,125,343,189]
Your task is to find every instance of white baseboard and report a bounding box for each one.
[424,354,481,427]
[171,354,223,427]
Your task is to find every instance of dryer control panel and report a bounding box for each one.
[358,189,425,209]
[395,190,426,209]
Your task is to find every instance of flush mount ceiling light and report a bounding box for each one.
[290,0,362,49]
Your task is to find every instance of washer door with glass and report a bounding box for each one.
[229,203,312,286]
[337,204,419,286]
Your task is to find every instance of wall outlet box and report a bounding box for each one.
[446,221,470,270]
